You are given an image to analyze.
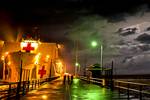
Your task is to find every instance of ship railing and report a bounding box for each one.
[0,76,59,99]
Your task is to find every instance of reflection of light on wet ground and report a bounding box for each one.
[102,88,106,94]
[70,79,118,100]
[42,95,47,99]
[73,78,80,84]
[21,78,123,100]
[71,84,106,100]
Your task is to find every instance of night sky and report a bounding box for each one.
[0,0,148,41]
[0,0,148,47]
[1,0,150,74]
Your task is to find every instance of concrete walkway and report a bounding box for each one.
[21,78,131,100]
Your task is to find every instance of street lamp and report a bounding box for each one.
[75,62,80,76]
[75,62,79,67]
[91,40,103,69]
[91,41,98,47]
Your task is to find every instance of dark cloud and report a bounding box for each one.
[0,0,148,24]
[135,33,150,43]
[117,27,138,36]
[138,44,150,51]
[120,31,137,36]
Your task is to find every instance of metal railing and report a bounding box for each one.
[0,76,59,99]
[79,76,104,85]
[79,76,150,99]
[114,80,150,100]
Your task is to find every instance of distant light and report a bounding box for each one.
[5,52,9,56]
[58,44,61,49]
[42,95,47,99]
[46,55,50,58]
[1,56,4,60]
[7,62,11,65]
[75,62,79,67]
[34,53,41,64]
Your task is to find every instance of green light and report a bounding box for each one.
[75,62,79,67]
[91,41,97,47]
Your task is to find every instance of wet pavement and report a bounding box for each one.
[21,78,127,100]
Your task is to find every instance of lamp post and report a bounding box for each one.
[91,41,103,69]
[16,51,23,98]
[75,62,80,76]
[1,56,5,80]
[49,59,52,78]
[1,52,9,80]
[74,40,79,77]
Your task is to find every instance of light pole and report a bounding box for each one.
[74,40,79,77]
[75,62,80,77]
[1,56,5,80]
[1,52,9,80]
[100,45,103,70]
[16,51,23,98]
[91,41,103,69]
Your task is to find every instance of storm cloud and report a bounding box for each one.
[64,4,150,74]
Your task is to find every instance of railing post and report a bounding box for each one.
[110,80,114,91]
[16,82,21,99]
[38,80,40,87]
[139,85,142,100]
[118,82,120,97]
[40,79,42,85]
[39,79,41,85]
[35,80,37,89]
[63,75,66,84]
[110,63,114,91]
[32,80,34,89]
[7,84,11,99]
[22,81,26,95]
[127,84,130,100]
[27,80,30,92]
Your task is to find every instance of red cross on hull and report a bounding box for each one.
[38,66,46,78]
[23,43,34,52]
